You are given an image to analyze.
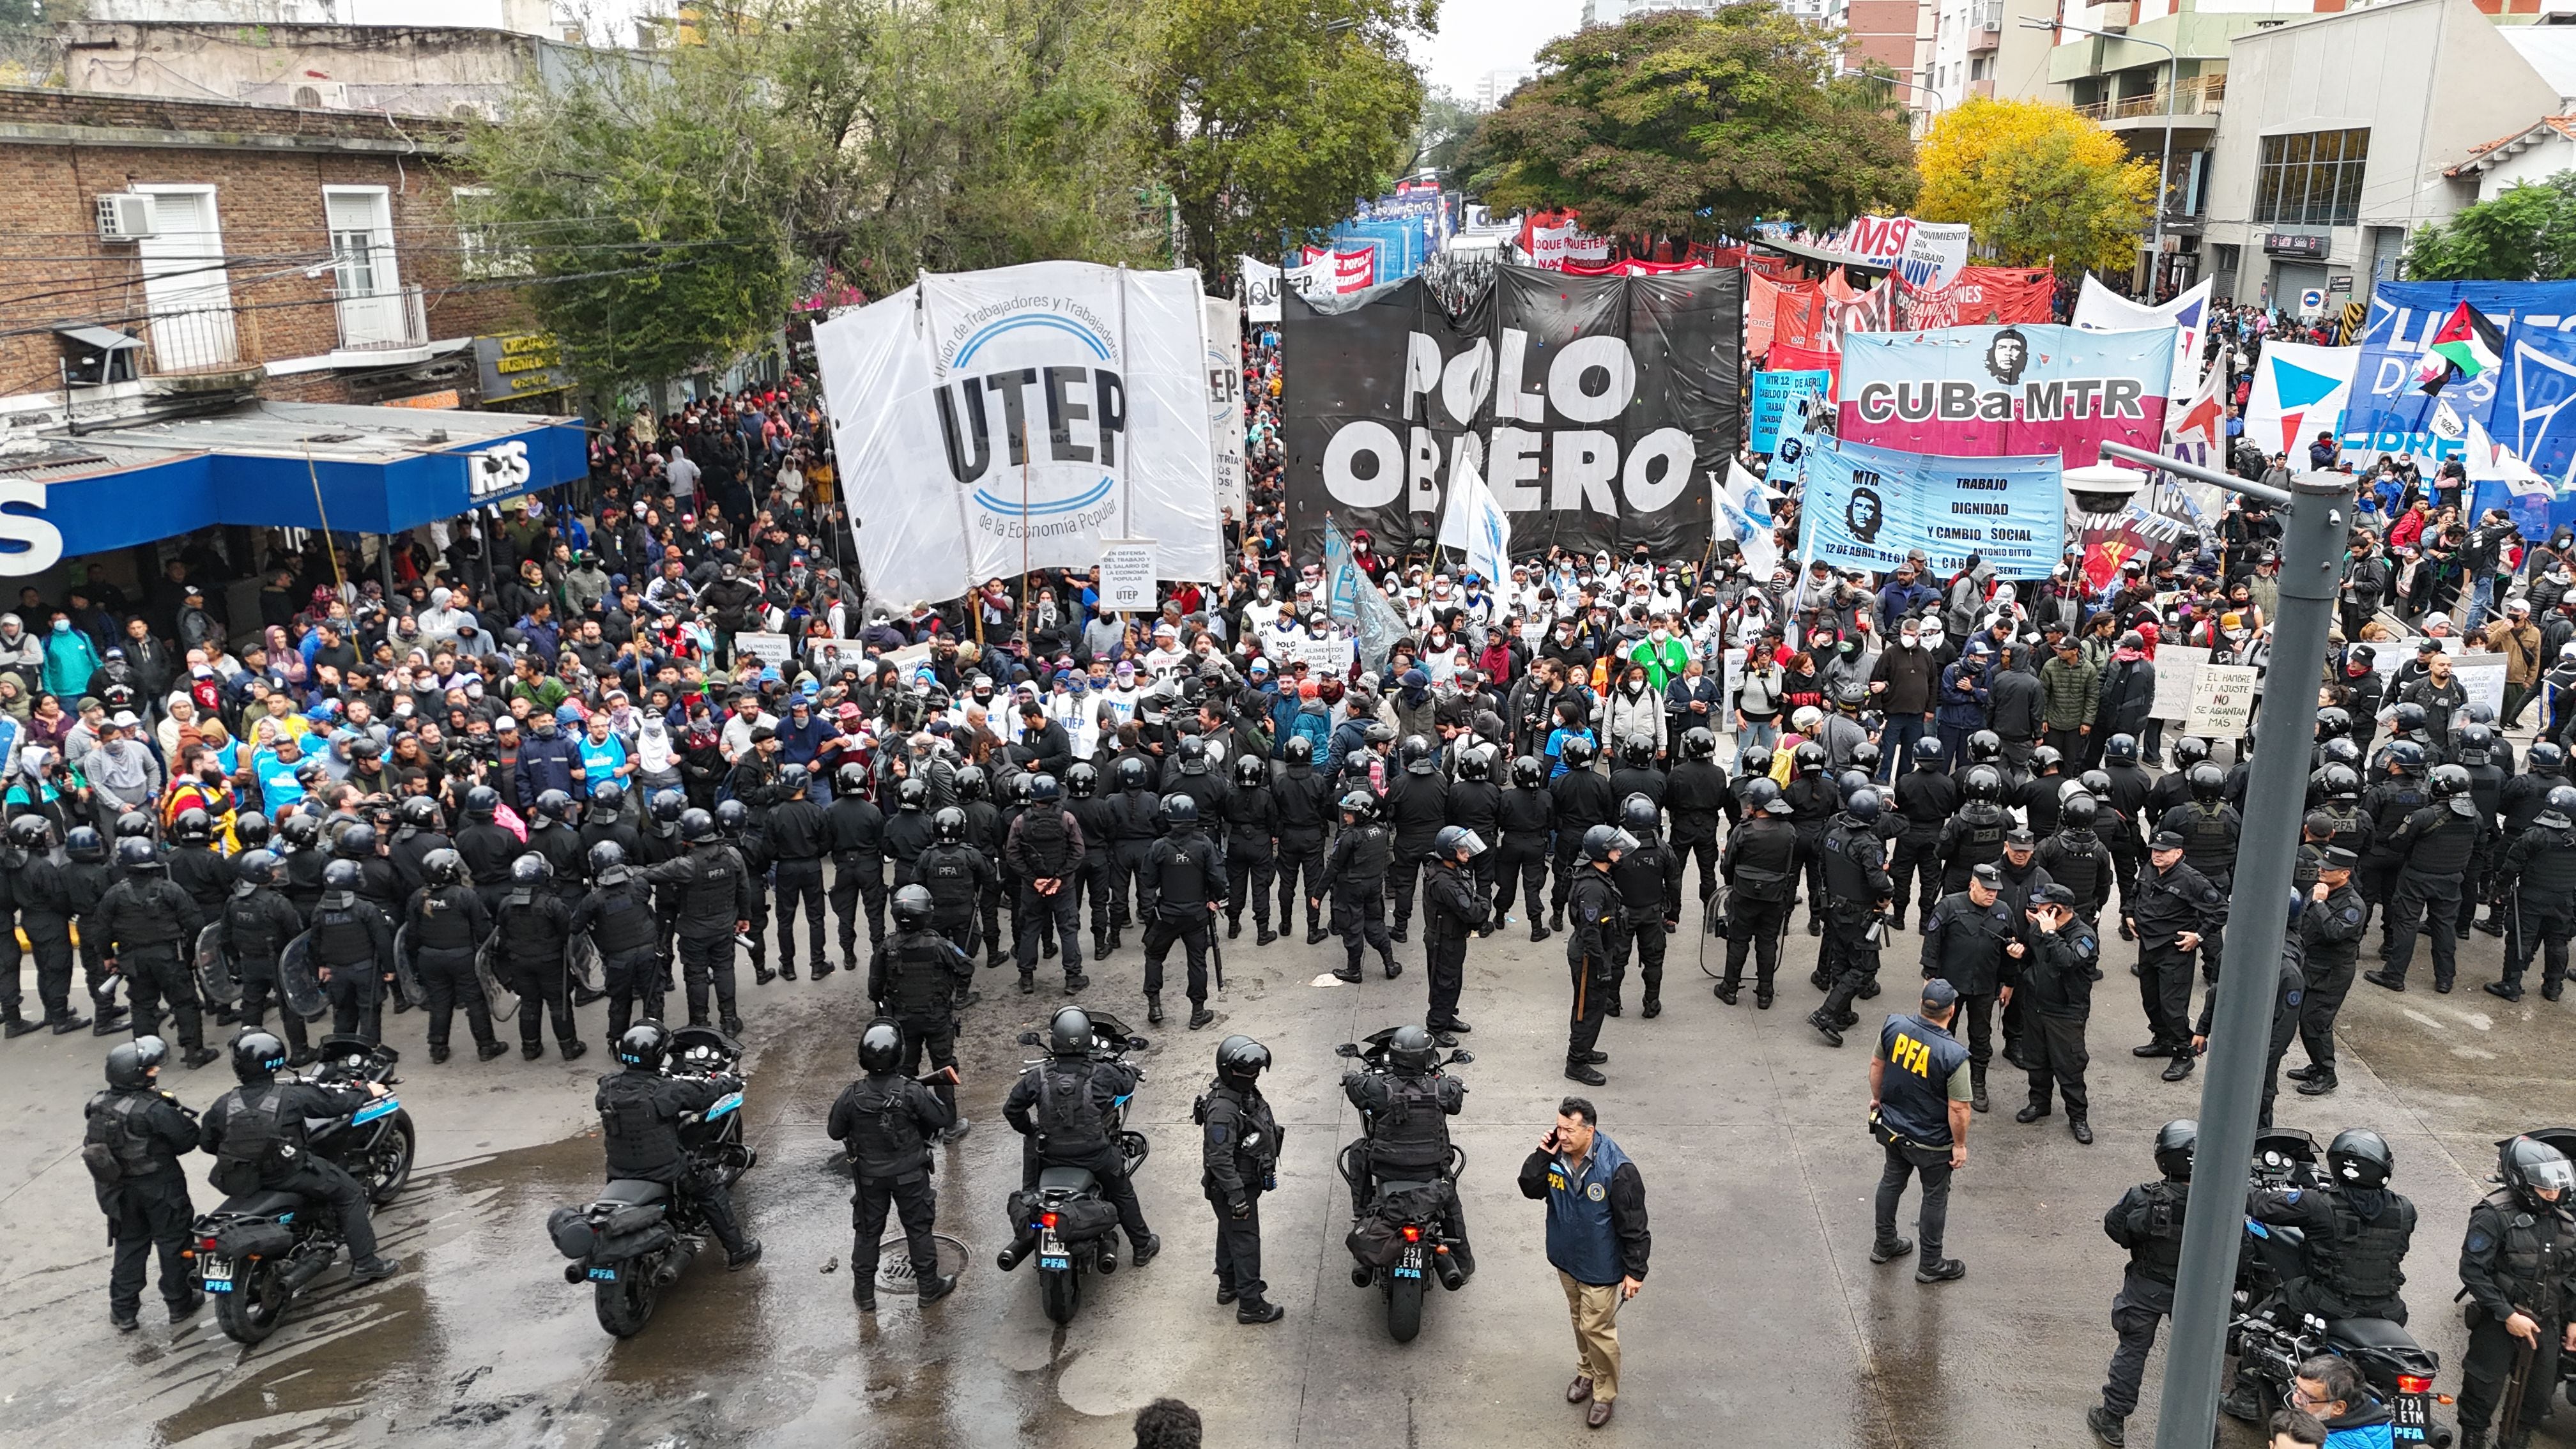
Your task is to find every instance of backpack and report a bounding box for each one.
[1034,1059,1105,1155]
[81,1093,157,1186]
[211,1087,304,1196]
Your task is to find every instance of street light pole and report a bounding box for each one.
[2101,442,2354,1449]
[2024,18,2179,296]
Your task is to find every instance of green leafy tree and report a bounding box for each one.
[2404,171,2576,282]
[1409,86,1479,177]
[1463,3,1917,241]
[1142,0,1436,280]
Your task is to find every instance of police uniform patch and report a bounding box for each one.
[2467,1228,2494,1255]
[1586,1182,1606,1202]
[2286,989,2303,1007]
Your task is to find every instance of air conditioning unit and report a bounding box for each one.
[96,193,156,242]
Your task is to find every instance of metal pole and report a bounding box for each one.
[2152,468,2355,1449]
[2153,54,2176,298]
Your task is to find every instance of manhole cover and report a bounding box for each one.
[875,1232,970,1292]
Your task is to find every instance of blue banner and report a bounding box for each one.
[1751,369,1830,454]
[1801,437,2065,576]
[2348,280,2576,468]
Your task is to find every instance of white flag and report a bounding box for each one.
[1717,459,1781,581]
[2469,419,2551,498]
[2432,398,2467,443]
[1436,450,1514,586]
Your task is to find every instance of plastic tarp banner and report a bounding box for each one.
[1894,266,2056,332]
[2244,341,2360,459]
[2349,281,2576,466]
[1798,437,2066,576]
[1240,256,1283,323]
[2072,277,2212,402]
[815,261,1222,607]
[1205,296,1247,512]
[1282,263,1742,564]
[1837,323,2175,469]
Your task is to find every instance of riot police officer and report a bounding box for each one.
[200,1031,399,1282]
[1422,825,1490,1044]
[454,786,519,912]
[828,763,889,972]
[1890,737,1959,930]
[1721,780,1799,1006]
[1549,737,1616,931]
[1936,765,2012,903]
[1002,1006,1158,1263]
[1564,824,1629,1087]
[1665,728,1727,909]
[1606,796,1679,1018]
[2368,763,2482,993]
[496,854,586,1061]
[641,809,758,1034]
[2189,892,2310,1130]
[1320,790,1400,983]
[1106,756,1167,953]
[83,1036,201,1330]
[2014,883,2097,1142]
[908,806,997,990]
[2157,765,2240,981]
[1342,1024,1473,1278]
[2089,1121,2198,1447]
[869,885,973,1135]
[765,765,832,980]
[401,847,503,1063]
[2036,796,2118,924]
[2455,1136,2576,1449]
[571,842,664,1039]
[1271,740,1332,945]
[1813,787,1894,1037]
[2359,741,2431,930]
[91,836,217,1066]
[1385,737,1450,943]
[1221,754,1279,944]
[2129,832,2227,1080]
[1496,756,1558,944]
[595,1022,760,1269]
[1142,795,1227,1029]
[220,849,318,1064]
[828,1018,956,1312]
[2490,785,2576,1001]
[164,808,231,919]
[2245,1127,2417,1330]
[388,794,453,901]
[1201,1034,1284,1324]
[2287,847,2368,1096]
[1006,774,1089,995]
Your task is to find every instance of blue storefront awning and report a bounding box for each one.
[4,401,587,567]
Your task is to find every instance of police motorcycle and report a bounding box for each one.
[190,1036,415,1346]
[1334,1025,1474,1344]
[2230,1127,2450,1446]
[996,1010,1151,1326]
[547,1025,755,1338]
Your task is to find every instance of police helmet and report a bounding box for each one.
[171,808,213,846]
[1742,777,1786,815]
[1433,824,1487,859]
[1512,756,1547,790]
[1850,741,1883,776]
[1792,741,1827,776]
[114,836,160,871]
[465,785,500,820]
[2172,737,2211,770]
[1163,793,1199,827]
[2430,762,2472,801]
[1837,769,1873,802]
[114,809,154,840]
[2327,1128,2395,1190]
[1579,824,1634,862]
[1283,737,1315,766]
[231,1030,289,1082]
[2320,738,2363,770]
[2030,746,2064,776]
[421,847,463,887]
[2104,733,2139,767]
[397,795,443,832]
[1967,730,2002,764]
[1339,790,1378,822]
[1458,751,1492,782]
[233,847,283,888]
[892,884,935,931]
[2060,793,2100,829]
[1216,1032,1272,1087]
[1177,739,1209,776]
[335,822,378,859]
[1619,736,1653,770]
[233,812,271,850]
[2154,1119,2197,1181]
[1234,755,1267,789]
[1846,788,1883,824]
[2315,707,2352,742]
[837,763,870,798]
[2316,763,2362,800]
[859,1018,905,1075]
[587,840,628,880]
[1115,757,1151,792]
[105,1034,167,1090]
[1066,763,1100,799]
[2080,769,2113,799]
[678,808,717,843]
[931,805,968,844]
[616,1021,671,1071]
[1680,728,1717,762]
[777,765,809,798]
[2455,723,2496,767]
[714,799,749,833]
[2531,742,2569,776]
[1743,745,1777,776]
[1963,765,2003,802]
[1384,1025,1437,1074]
[1048,1006,1094,1057]
[1619,794,1660,834]
[4,814,50,852]
[895,777,930,812]
[954,764,989,802]
[1029,772,1063,804]
[2503,1135,2576,1211]
[2392,701,2428,735]
[592,781,628,816]
[2189,763,2227,802]
[1561,735,1597,769]
[64,827,105,863]
[535,789,574,824]
[1911,737,1947,769]
[2467,702,2498,726]
[277,813,319,850]
[2545,784,2576,826]
[509,854,552,886]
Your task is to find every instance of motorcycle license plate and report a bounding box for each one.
[2393,1395,2428,1443]
[1038,1227,1068,1271]
[586,1266,619,1283]
[202,1259,234,1291]
[1395,1245,1424,1280]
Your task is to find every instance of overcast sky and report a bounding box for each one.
[1420,0,1584,98]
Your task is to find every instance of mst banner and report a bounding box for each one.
[1837,323,2174,468]
[1802,438,2065,576]
[1283,264,1742,562]
[813,261,1221,608]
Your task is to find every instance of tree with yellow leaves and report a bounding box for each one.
[1915,97,2156,277]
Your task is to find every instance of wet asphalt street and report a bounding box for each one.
[3,840,2574,1448]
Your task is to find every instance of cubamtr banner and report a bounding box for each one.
[1836,323,2175,469]
[1282,264,1742,562]
[813,261,1221,607]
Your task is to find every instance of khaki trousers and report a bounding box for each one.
[1558,1269,1623,1403]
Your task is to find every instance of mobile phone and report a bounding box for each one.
[1542,1126,1561,1153]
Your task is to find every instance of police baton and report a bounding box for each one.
[1210,902,1225,992]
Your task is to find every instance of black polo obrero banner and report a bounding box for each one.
[1281,264,1742,564]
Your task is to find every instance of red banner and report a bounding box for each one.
[1893,266,2056,331]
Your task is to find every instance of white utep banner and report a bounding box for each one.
[1204,295,1247,512]
[1240,256,1283,323]
[815,261,1221,608]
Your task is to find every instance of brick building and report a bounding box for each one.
[0,85,564,441]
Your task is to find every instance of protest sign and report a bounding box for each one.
[732,631,794,671]
[2183,663,2259,739]
[1751,369,1831,454]
[1098,542,1158,614]
[2149,645,2209,721]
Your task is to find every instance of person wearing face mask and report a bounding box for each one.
[41,615,100,700]
[1871,619,1940,781]
[1630,620,1687,692]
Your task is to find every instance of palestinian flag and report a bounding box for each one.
[2416,302,2504,394]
